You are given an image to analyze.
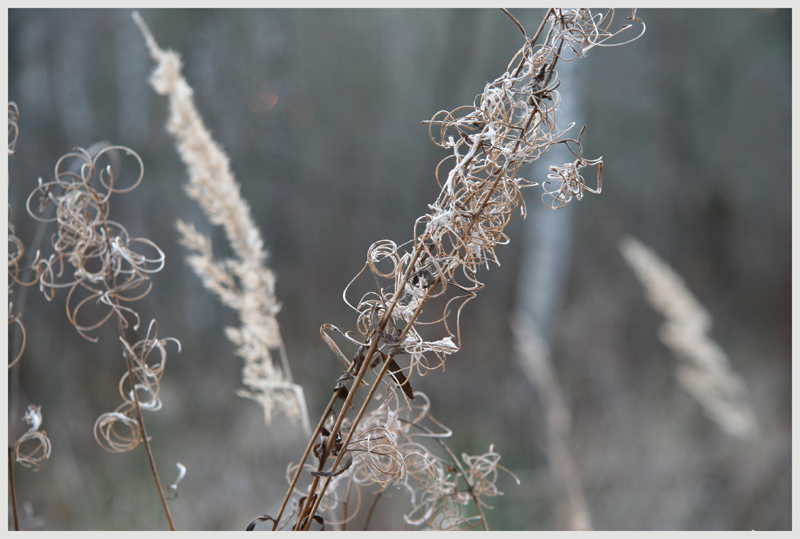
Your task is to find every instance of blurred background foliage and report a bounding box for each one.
[6,8,791,531]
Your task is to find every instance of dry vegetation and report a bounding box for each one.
[8,8,769,532]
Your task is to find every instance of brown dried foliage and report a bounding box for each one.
[17,140,178,527]
[270,8,643,530]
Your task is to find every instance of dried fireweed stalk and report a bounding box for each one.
[132,12,310,433]
[13,405,52,471]
[8,101,19,154]
[8,101,28,368]
[273,389,518,530]
[619,236,758,438]
[9,405,50,530]
[267,8,644,530]
[23,143,179,528]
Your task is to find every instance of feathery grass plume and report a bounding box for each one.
[132,12,309,434]
[272,8,644,530]
[24,143,179,528]
[512,311,592,530]
[619,236,758,439]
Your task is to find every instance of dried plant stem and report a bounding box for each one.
[284,335,387,528]
[273,392,341,528]
[273,9,644,529]
[105,234,175,530]
[293,250,449,527]
[291,58,538,531]
[278,271,428,528]
[120,339,176,531]
[8,447,20,531]
[361,489,383,531]
[300,350,400,529]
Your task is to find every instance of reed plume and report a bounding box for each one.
[619,235,758,439]
[133,12,310,434]
[512,311,592,530]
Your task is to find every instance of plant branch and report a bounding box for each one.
[8,448,20,531]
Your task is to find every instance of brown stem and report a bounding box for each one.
[95,188,175,531]
[301,354,398,529]
[286,8,555,528]
[8,447,20,531]
[271,393,340,529]
[362,488,383,531]
[121,341,176,531]
[513,8,554,78]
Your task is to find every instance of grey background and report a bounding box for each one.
[7,8,791,531]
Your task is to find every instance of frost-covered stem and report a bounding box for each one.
[294,57,538,530]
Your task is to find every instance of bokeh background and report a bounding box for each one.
[6,8,791,531]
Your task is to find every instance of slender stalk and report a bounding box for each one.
[8,448,20,531]
[121,340,176,531]
[512,8,554,79]
[96,192,175,531]
[283,9,581,529]
[361,489,383,531]
[275,392,339,529]
[340,475,354,531]
[301,352,399,528]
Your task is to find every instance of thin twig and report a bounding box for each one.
[101,202,175,531]
[271,392,340,529]
[9,447,20,531]
[362,488,384,531]
[122,343,176,530]
[500,8,527,38]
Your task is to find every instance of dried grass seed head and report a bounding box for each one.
[135,11,309,432]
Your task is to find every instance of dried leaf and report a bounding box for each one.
[333,371,354,402]
[245,514,277,531]
[310,452,353,478]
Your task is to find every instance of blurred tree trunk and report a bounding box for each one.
[513,57,592,530]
